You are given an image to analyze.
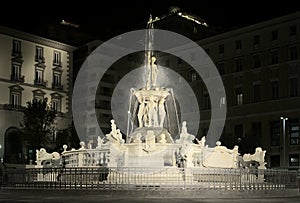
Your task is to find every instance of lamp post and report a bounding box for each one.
[0,144,2,163]
[280,117,288,169]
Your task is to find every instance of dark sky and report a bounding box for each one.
[1,1,299,40]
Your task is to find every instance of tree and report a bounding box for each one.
[54,121,80,153]
[22,98,56,154]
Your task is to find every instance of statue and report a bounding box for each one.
[145,95,158,127]
[97,136,103,148]
[146,56,158,88]
[36,148,60,166]
[137,98,146,127]
[111,120,117,135]
[158,133,167,144]
[158,98,166,127]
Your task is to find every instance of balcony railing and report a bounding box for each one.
[11,51,22,58]
[52,83,63,90]
[10,74,25,83]
[3,104,25,111]
[35,56,45,63]
[53,61,62,67]
[34,79,47,87]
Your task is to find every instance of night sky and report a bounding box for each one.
[0,1,299,40]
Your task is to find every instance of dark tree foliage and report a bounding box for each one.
[22,98,56,151]
[54,121,80,153]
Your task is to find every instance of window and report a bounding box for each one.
[11,64,20,79]
[35,69,44,85]
[218,63,225,75]
[52,74,62,89]
[269,50,278,65]
[51,92,62,112]
[270,121,280,146]
[53,51,61,66]
[32,89,46,102]
[253,54,261,68]
[253,84,261,102]
[290,25,297,36]
[236,40,242,50]
[270,155,280,168]
[289,154,299,167]
[52,100,60,112]
[12,40,21,56]
[271,81,279,99]
[177,58,183,64]
[253,35,260,46]
[289,46,298,61]
[9,85,23,108]
[289,78,298,97]
[11,93,20,107]
[52,68,62,90]
[220,96,226,107]
[53,74,60,86]
[235,88,243,105]
[271,30,278,41]
[235,59,243,72]
[193,27,198,34]
[10,63,24,83]
[203,93,210,110]
[191,71,197,81]
[289,119,299,145]
[35,46,44,62]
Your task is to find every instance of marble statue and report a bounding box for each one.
[97,136,103,148]
[137,98,146,127]
[36,148,60,166]
[242,147,266,169]
[158,98,166,127]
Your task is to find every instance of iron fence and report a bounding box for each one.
[1,167,298,190]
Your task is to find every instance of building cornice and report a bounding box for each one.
[0,25,77,52]
[198,11,300,45]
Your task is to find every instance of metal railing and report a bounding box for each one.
[1,167,298,190]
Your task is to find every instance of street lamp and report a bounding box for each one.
[280,117,288,169]
[0,144,2,163]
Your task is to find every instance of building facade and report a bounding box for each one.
[157,11,300,170]
[0,26,75,164]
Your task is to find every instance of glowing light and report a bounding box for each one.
[180,14,208,27]
[60,19,80,28]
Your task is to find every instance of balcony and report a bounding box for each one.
[52,83,63,90]
[53,61,62,67]
[10,74,25,83]
[11,51,22,58]
[35,56,45,63]
[34,79,47,87]
[3,104,25,111]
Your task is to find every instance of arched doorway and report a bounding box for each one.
[4,127,23,164]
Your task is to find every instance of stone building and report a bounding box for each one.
[0,26,75,164]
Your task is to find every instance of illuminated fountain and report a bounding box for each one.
[34,16,269,186]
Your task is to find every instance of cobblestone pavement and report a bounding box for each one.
[0,189,300,203]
